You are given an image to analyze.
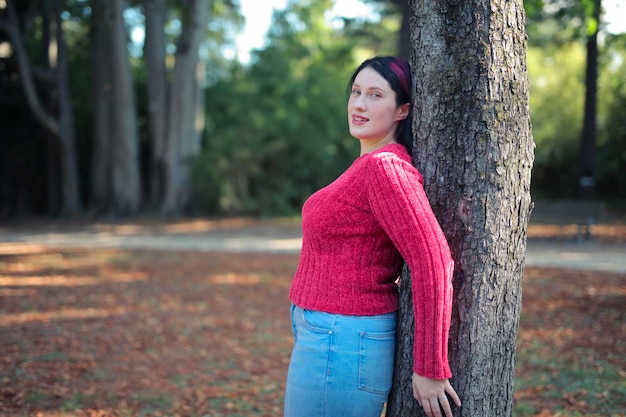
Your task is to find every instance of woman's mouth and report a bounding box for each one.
[352,115,368,125]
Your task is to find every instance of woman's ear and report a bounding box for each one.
[396,103,410,121]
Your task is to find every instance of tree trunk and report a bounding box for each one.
[160,0,209,216]
[110,0,142,215]
[90,0,142,216]
[394,0,410,61]
[386,0,534,416]
[54,0,82,216]
[576,0,600,200]
[143,0,168,209]
[1,3,60,138]
[41,0,60,216]
[90,0,114,213]
[1,0,82,217]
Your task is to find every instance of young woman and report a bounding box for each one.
[284,56,461,417]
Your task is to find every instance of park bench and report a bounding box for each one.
[530,199,607,242]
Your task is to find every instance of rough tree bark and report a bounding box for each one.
[386,0,534,415]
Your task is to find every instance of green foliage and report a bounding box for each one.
[527,30,626,202]
[528,44,585,198]
[6,0,624,218]
[524,0,594,47]
[193,0,395,216]
[596,38,626,203]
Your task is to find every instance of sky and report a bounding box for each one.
[604,0,626,34]
[234,0,626,63]
[234,0,376,63]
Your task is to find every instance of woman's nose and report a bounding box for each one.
[353,95,366,110]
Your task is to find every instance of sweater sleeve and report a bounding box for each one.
[367,153,454,380]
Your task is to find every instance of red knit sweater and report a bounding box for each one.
[289,143,453,379]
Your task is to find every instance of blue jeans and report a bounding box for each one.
[284,304,397,417]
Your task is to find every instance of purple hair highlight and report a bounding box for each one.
[389,58,410,99]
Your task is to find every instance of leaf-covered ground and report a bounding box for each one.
[515,267,625,416]
[0,222,624,417]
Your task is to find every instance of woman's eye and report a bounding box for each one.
[352,89,361,95]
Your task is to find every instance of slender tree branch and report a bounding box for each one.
[3,2,61,139]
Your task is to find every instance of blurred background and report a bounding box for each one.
[0,0,624,220]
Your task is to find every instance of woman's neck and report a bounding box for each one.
[359,136,397,156]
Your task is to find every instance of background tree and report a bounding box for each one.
[387,0,533,416]
[577,0,601,199]
[142,0,168,209]
[1,0,623,219]
[91,0,142,216]
[0,0,81,216]
[524,0,625,201]
[143,0,242,215]
[394,0,410,60]
[526,43,585,197]
[351,0,407,58]
[595,35,626,201]
[157,0,208,215]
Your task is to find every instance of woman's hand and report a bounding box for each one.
[412,372,461,417]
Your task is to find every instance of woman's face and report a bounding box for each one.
[348,67,409,143]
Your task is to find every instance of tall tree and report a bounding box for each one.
[387,1,533,417]
[577,0,601,199]
[0,0,82,216]
[90,0,114,212]
[143,0,209,216]
[360,0,410,58]
[525,0,610,200]
[91,0,142,216]
[143,0,168,208]
[392,0,410,60]
[53,0,82,216]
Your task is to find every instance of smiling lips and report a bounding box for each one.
[352,115,369,125]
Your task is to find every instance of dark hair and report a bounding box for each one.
[347,56,414,155]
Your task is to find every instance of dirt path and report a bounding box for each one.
[1,218,625,272]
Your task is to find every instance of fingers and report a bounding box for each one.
[427,395,453,417]
[411,395,442,417]
[412,384,440,416]
[420,397,433,417]
[412,388,423,407]
[411,375,461,417]
[446,384,462,407]
[437,394,453,417]
[423,397,444,417]
[430,398,441,417]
